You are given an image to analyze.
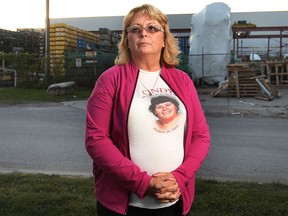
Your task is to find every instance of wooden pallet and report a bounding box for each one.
[255,76,281,100]
[211,64,281,100]
[264,61,288,86]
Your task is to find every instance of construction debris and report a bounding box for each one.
[211,63,283,101]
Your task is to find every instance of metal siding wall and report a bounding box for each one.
[231,11,288,27]
[50,11,288,32]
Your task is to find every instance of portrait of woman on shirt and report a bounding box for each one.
[85,3,210,216]
[149,95,183,133]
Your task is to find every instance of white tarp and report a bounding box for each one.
[189,2,232,84]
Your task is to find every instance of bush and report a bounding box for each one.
[0,53,44,88]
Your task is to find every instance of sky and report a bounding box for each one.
[0,0,287,31]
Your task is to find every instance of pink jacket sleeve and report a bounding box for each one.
[85,74,151,199]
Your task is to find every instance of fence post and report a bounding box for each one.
[14,70,17,87]
[202,47,205,87]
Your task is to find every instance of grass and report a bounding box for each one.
[0,87,92,103]
[0,173,95,216]
[190,179,288,216]
[0,173,287,216]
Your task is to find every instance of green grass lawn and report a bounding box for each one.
[0,173,95,216]
[0,173,287,216]
[0,87,92,103]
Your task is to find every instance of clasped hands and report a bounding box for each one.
[146,172,181,203]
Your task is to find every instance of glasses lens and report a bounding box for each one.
[147,25,158,33]
[128,26,141,33]
[127,25,163,34]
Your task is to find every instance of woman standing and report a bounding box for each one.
[85,4,210,216]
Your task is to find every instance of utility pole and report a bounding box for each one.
[45,0,50,84]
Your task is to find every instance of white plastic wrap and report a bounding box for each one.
[189,2,232,84]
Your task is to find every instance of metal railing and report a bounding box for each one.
[0,68,17,87]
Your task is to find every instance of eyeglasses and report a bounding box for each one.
[127,24,164,34]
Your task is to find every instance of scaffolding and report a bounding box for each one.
[232,26,288,60]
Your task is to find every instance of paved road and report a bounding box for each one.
[0,102,92,176]
[0,102,287,184]
[199,116,288,184]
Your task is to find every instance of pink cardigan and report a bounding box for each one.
[85,62,210,215]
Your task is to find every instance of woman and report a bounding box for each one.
[85,4,210,216]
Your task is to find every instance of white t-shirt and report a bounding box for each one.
[128,69,187,209]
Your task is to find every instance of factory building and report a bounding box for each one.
[50,11,288,58]
[1,10,287,89]
[1,11,287,59]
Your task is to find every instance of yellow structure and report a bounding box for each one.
[49,23,100,67]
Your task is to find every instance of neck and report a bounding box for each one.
[132,55,161,72]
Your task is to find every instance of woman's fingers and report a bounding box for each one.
[155,188,181,202]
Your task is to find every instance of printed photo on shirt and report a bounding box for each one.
[149,95,183,133]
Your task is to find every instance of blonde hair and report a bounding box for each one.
[114,4,181,67]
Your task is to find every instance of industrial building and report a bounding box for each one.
[49,10,288,93]
[1,10,288,90]
[50,11,288,58]
[1,11,287,59]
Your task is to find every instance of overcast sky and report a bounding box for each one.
[0,0,287,31]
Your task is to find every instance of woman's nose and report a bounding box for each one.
[140,29,148,37]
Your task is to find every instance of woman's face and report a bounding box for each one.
[154,101,178,122]
[127,12,165,60]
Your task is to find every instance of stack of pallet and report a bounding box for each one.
[17,28,45,57]
[0,29,14,52]
[98,28,121,52]
[226,63,260,98]
[264,60,288,86]
[211,63,280,100]
[0,28,44,57]
[50,23,100,66]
